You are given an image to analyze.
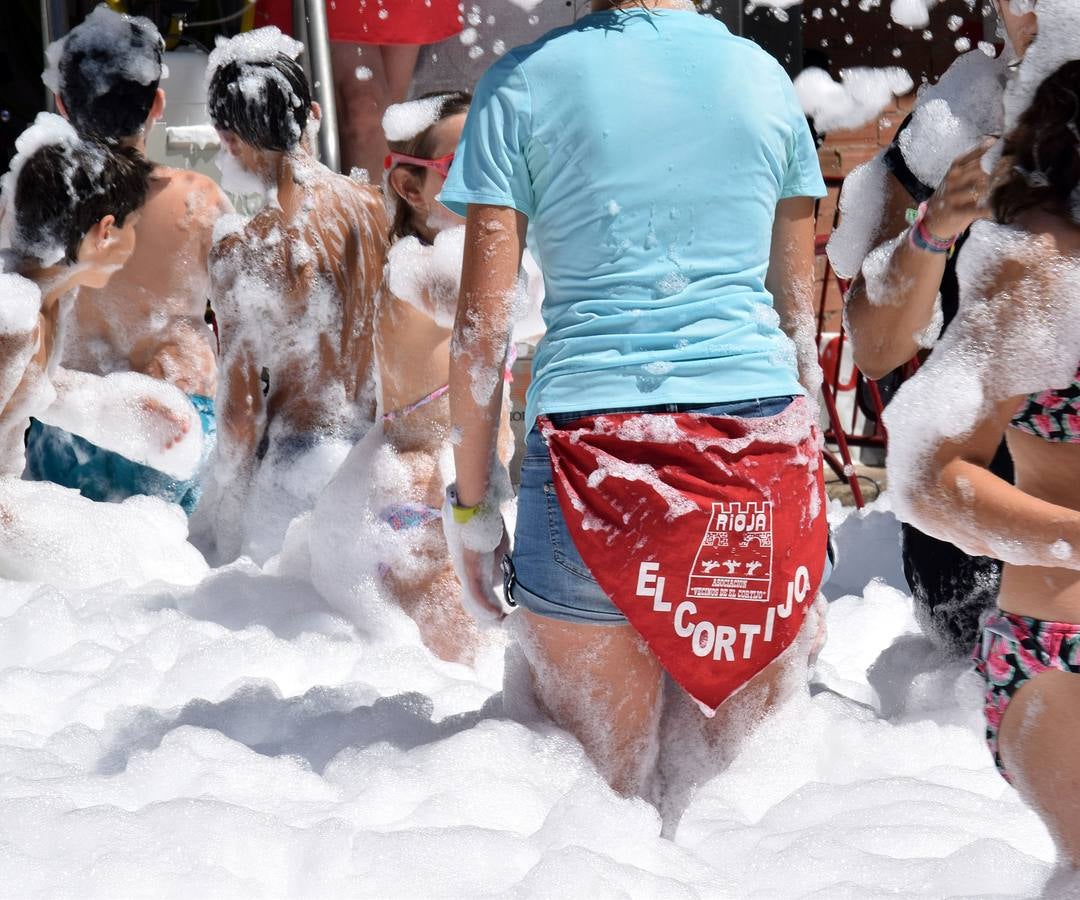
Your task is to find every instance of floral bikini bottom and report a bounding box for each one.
[974,611,1080,782]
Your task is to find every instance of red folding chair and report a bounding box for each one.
[813,176,894,508]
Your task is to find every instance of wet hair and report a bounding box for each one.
[991,61,1080,225]
[56,12,164,141]
[207,54,312,153]
[387,91,472,244]
[13,140,152,264]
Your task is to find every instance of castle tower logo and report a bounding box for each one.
[686,501,774,602]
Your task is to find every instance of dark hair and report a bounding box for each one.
[13,140,152,264]
[991,61,1080,225]
[207,54,311,153]
[57,11,164,141]
[387,91,472,243]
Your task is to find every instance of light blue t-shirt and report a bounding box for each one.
[440,8,827,432]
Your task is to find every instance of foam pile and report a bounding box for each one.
[385,226,467,329]
[0,497,1059,895]
[38,370,203,480]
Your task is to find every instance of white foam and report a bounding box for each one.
[0,273,41,336]
[385,226,466,329]
[213,147,272,199]
[890,0,938,29]
[1001,0,1080,133]
[0,492,1058,895]
[0,478,206,588]
[37,370,203,480]
[897,49,1008,191]
[205,27,303,90]
[827,151,890,281]
[795,66,913,133]
[382,96,444,143]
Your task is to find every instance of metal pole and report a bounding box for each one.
[293,0,340,173]
[41,0,67,111]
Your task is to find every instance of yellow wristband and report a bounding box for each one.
[452,503,480,525]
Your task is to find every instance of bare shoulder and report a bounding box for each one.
[1016,209,1080,258]
[212,206,282,259]
[334,175,389,229]
[956,217,1080,342]
[152,166,232,220]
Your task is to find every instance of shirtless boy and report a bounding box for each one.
[27,6,231,512]
[197,30,387,564]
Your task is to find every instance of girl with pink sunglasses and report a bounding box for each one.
[319,92,516,664]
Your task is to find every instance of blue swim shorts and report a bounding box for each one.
[25,394,217,515]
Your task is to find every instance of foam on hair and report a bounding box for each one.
[206,28,309,153]
[5,117,152,264]
[44,5,164,141]
[384,91,471,243]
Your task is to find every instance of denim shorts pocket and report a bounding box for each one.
[542,481,596,580]
[519,452,550,470]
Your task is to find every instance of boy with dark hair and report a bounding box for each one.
[27,5,232,514]
[0,115,197,484]
[0,117,206,583]
[196,30,386,564]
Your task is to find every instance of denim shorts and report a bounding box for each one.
[507,396,804,626]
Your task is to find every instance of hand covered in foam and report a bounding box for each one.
[442,471,513,625]
[923,138,997,239]
[136,393,193,450]
[40,369,203,479]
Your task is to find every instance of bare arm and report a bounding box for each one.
[888,253,1080,568]
[450,205,527,508]
[767,196,821,395]
[917,396,1080,566]
[207,232,264,479]
[845,140,993,379]
[216,342,263,479]
[0,326,42,475]
[39,367,202,478]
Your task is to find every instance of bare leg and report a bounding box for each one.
[998,668,1080,866]
[701,596,823,745]
[515,610,664,796]
[656,598,823,831]
[331,42,419,179]
[384,547,481,665]
[380,45,420,104]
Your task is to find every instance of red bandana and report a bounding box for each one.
[539,398,827,711]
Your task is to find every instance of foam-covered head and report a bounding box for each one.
[992,60,1080,224]
[384,91,471,243]
[7,120,152,265]
[1002,0,1080,132]
[46,4,164,141]
[207,28,310,154]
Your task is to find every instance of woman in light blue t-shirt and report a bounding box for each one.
[438,0,829,796]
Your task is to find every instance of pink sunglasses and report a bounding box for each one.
[384,151,455,178]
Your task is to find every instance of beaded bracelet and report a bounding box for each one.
[908,201,958,255]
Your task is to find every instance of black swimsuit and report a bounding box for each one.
[881,116,1014,653]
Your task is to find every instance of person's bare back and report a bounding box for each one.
[63,166,231,398]
[211,164,386,458]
